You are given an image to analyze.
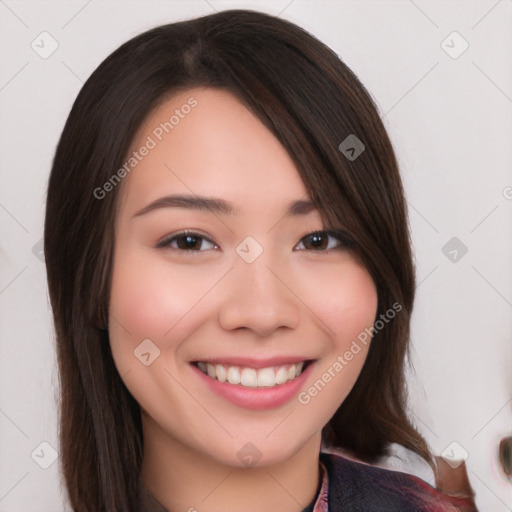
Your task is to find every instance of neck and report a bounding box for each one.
[140,414,322,512]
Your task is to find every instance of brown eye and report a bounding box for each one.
[302,232,329,250]
[296,230,353,252]
[156,231,218,251]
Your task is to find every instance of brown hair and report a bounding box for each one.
[44,9,429,511]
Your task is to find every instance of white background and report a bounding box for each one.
[0,0,511,510]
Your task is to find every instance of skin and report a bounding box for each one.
[108,87,378,512]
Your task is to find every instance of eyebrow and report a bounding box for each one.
[131,194,317,219]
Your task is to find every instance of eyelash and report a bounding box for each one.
[155,229,354,255]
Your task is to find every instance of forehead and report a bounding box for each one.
[116,87,314,217]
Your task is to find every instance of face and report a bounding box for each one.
[108,87,378,467]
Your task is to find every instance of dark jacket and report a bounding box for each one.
[139,450,477,511]
[318,451,477,511]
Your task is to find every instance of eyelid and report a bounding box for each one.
[294,229,354,252]
[155,229,218,251]
[155,228,354,253]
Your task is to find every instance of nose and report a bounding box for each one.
[217,249,301,337]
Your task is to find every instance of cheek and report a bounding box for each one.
[295,261,377,421]
[107,249,212,364]
[304,258,378,342]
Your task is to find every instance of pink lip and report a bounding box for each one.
[190,360,315,410]
[190,356,311,369]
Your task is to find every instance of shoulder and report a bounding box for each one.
[320,451,476,512]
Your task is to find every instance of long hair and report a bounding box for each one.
[44,9,428,511]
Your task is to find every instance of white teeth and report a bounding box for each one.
[241,368,258,387]
[216,364,227,383]
[206,363,216,379]
[275,367,288,385]
[258,367,275,387]
[227,366,241,385]
[195,361,308,388]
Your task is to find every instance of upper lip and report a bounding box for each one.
[191,356,314,369]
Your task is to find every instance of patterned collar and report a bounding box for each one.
[303,458,329,512]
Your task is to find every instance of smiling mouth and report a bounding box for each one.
[191,360,314,388]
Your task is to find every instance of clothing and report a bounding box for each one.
[139,450,477,511]
[318,451,477,511]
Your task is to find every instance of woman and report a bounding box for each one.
[44,9,477,511]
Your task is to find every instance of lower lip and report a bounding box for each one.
[190,362,315,410]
